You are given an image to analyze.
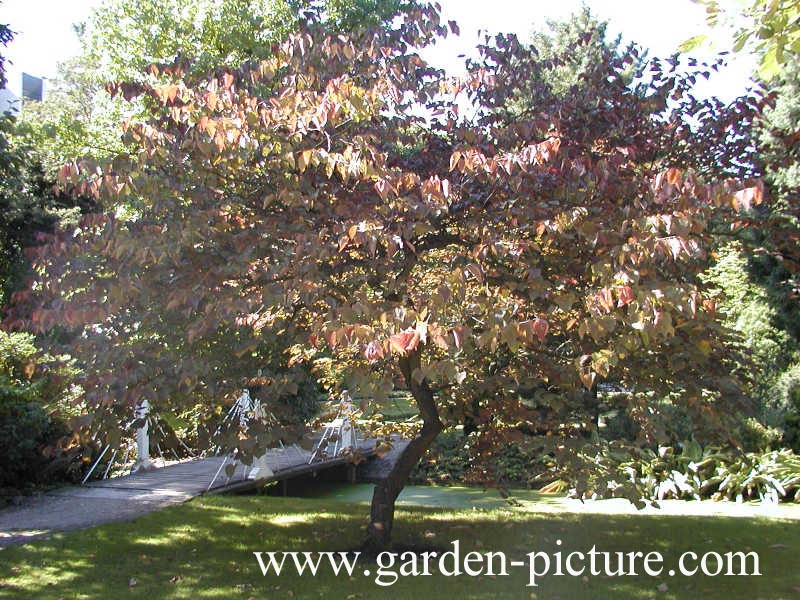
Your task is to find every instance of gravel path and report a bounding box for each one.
[0,485,192,547]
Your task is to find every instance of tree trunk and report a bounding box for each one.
[363,351,442,553]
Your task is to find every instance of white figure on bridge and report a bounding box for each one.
[238,389,273,481]
[133,399,155,472]
[236,389,253,428]
[309,390,358,463]
[338,390,358,449]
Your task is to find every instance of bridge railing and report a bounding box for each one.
[207,390,362,489]
[308,395,359,463]
[83,389,364,487]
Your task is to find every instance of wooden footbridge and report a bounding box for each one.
[85,437,378,498]
[81,390,385,500]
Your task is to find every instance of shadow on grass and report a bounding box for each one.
[0,495,797,600]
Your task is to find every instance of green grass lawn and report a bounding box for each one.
[0,489,798,599]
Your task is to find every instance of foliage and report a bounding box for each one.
[685,0,800,79]
[0,331,81,489]
[766,363,800,450]
[17,0,416,169]
[1,0,418,458]
[0,112,97,307]
[5,3,770,548]
[570,440,800,505]
[498,8,766,184]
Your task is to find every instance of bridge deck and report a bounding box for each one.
[87,440,377,496]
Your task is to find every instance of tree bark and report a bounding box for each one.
[363,350,442,553]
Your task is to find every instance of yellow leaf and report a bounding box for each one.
[297,149,312,173]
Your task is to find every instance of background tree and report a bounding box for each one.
[757,54,800,255]
[685,0,800,79]
[506,7,647,112]
[16,60,131,173]
[0,18,98,309]
[669,0,800,461]
[19,0,415,170]
[0,20,11,90]
[682,0,800,452]
[702,243,798,438]
[0,19,87,492]
[81,0,413,83]
[730,53,800,449]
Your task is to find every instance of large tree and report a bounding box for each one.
[6,4,764,550]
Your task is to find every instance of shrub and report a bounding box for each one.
[0,331,79,490]
[0,384,65,488]
[712,449,800,503]
[765,363,800,450]
[412,429,800,504]
[411,430,472,484]
[410,430,556,487]
[572,440,800,504]
[738,416,784,452]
